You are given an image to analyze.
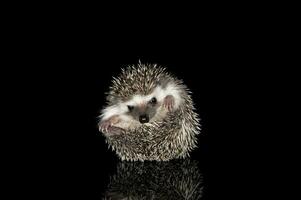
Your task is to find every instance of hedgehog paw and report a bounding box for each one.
[99,121,125,136]
[163,95,175,112]
[107,126,125,136]
[99,120,110,132]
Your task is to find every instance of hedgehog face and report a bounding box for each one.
[126,96,161,124]
[101,81,183,128]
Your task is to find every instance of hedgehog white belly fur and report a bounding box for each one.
[98,63,201,161]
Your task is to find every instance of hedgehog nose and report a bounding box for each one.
[139,114,149,123]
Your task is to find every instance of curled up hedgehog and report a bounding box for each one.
[98,63,201,161]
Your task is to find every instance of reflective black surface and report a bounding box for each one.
[102,159,204,199]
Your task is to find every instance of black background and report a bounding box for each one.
[3,3,291,198]
[9,16,265,198]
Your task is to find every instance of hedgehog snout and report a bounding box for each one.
[139,114,149,123]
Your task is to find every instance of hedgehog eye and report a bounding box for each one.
[150,97,157,105]
[127,105,134,112]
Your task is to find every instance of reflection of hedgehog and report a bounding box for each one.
[102,159,204,199]
[98,63,201,161]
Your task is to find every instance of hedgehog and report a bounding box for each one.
[98,63,201,161]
